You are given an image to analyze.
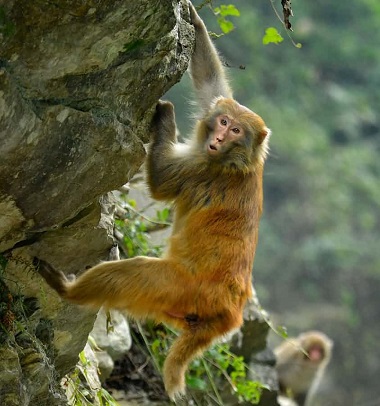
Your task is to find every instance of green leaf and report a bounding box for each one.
[157,207,170,222]
[127,199,137,208]
[235,380,263,402]
[276,325,289,338]
[151,339,161,355]
[217,17,235,34]
[215,4,241,17]
[262,27,284,45]
[79,350,87,365]
[186,376,208,390]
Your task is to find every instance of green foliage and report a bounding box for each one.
[147,326,265,404]
[115,215,150,257]
[156,207,170,223]
[214,4,240,34]
[262,27,284,45]
[63,343,120,406]
[207,345,267,403]
[115,196,167,258]
[229,355,264,403]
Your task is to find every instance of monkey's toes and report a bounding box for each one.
[164,367,186,401]
[35,257,54,276]
[35,258,68,296]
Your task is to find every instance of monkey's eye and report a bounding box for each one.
[220,118,228,126]
[232,127,240,134]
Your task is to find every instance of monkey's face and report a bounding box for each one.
[305,343,325,363]
[202,98,269,171]
[206,113,245,156]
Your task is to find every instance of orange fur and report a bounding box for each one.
[37,3,270,400]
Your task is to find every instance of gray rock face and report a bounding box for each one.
[0,0,193,247]
[90,308,132,381]
[0,1,193,405]
[0,2,279,404]
[91,309,132,362]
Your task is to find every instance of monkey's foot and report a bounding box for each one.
[35,257,69,295]
[163,361,186,401]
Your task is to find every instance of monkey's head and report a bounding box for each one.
[275,331,333,398]
[299,331,333,365]
[196,97,270,173]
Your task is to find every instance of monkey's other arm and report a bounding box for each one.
[146,100,192,201]
[189,3,233,111]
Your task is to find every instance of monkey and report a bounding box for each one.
[37,3,270,400]
[274,331,333,406]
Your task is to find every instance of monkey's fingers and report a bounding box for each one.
[188,2,202,26]
[151,101,176,143]
[155,100,174,120]
[35,258,68,296]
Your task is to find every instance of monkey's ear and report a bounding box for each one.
[258,127,271,144]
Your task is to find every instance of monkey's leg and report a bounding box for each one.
[163,313,242,399]
[47,257,191,318]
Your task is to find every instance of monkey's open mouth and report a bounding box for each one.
[208,144,218,154]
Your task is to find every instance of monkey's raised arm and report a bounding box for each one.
[189,3,233,113]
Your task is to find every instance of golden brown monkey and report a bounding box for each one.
[38,3,270,400]
[275,331,333,406]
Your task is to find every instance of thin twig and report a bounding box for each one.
[268,0,300,48]
[201,358,224,405]
[117,203,172,228]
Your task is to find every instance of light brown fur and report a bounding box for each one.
[275,331,333,406]
[38,3,270,399]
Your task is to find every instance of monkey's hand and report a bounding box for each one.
[151,100,177,144]
[147,100,184,200]
[189,2,203,28]
[35,258,70,297]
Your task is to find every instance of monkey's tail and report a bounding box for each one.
[163,328,214,400]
